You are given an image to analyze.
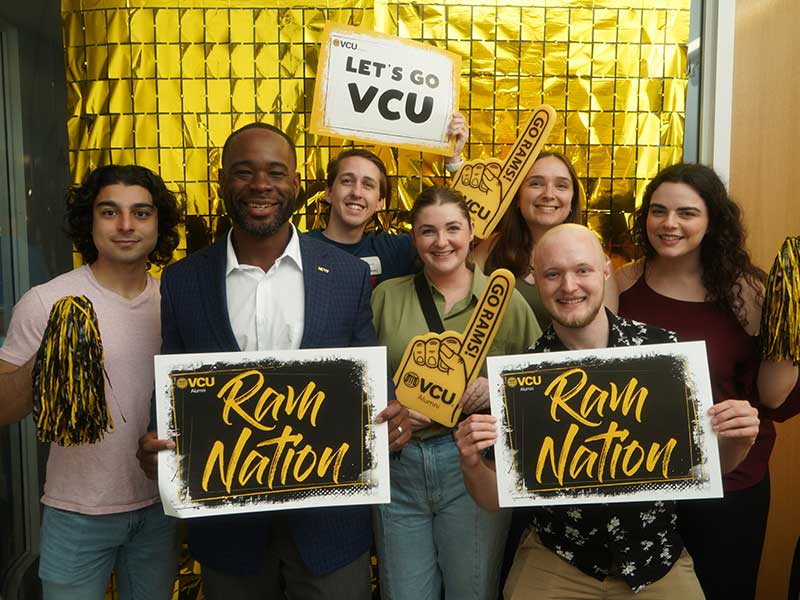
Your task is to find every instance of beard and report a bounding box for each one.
[225,193,295,238]
[549,297,604,329]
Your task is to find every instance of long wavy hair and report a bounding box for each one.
[486,151,583,276]
[632,163,766,326]
[65,164,183,267]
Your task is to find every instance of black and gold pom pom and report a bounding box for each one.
[31,295,113,445]
[759,236,800,363]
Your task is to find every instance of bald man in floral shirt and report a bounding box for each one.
[455,225,758,599]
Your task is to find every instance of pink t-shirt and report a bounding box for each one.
[0,265,161,514]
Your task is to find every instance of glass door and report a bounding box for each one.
[0,19,42,600]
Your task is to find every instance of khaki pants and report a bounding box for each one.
[504,529,705,600]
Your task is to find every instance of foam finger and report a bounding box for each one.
[470,163,485,187]
[457,269,516,382]
[425,339,440,368]
[412,340,426,366]
[498,105,556,201]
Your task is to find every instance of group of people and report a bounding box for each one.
[0,113,798,600]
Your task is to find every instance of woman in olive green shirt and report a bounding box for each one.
[371,186,541,600]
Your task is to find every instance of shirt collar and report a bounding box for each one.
[537,307,620,352]
[225,224,303,275]
[605,308,628,346]
[424,263,486,302]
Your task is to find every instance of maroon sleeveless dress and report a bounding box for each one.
[619,275,773,490]
[619,275,771,599]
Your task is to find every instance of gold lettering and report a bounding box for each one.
[543,369,650,426]
[646,438,678,478]
[621,441,645,476]
[532,423,676,486]
[200,424,354,493]
[583,421,628,483]
[256,425,303,488]
[544,368,600,427]
[292,446,317,482]
[569,445,597,479]
[201,427,253,492]
[536,423,579,486]
[217,371,327,430]
[255,381,327,427]
[607,378,649,423]
[218,371,275,431]
[318,444,350,483]
[579,384,608,420]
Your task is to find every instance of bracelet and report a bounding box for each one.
[444,158,464,174]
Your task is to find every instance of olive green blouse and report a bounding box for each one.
[513,275,552,330]
[371,266,542,438]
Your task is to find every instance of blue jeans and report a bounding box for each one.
[39,503,178,600]
[374,434,510,600]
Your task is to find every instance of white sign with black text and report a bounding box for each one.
[311,22,460,154]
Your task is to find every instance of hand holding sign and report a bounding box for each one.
[709,398,760,474]
[394,269,514,427]
[310,22,460,155]
[452,105,556,239]
[460,376,490,414]
[445,112,469,165]
[455,414,499,469]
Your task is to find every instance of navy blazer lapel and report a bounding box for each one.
[299,235,331,348]
[199,237,240,351]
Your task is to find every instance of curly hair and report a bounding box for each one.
[486,151,583,276]
[632,163,766,326]
[65,164,183,267]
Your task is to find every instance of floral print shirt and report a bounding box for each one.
[529,309,683,592]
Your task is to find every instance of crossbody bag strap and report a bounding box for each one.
[413,271,446,334]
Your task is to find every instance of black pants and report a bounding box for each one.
[677,472,771,600]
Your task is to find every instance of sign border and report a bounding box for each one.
[487,341,723,507]
[310,21,461,155]
[155,346,390,518]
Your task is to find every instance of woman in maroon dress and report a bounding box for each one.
[616,163,771,599]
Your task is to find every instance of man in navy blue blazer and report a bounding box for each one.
[138,122,411,599]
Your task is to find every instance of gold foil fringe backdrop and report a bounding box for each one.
[62,0,690,266]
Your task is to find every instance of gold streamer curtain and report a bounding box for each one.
[61,0,691,264]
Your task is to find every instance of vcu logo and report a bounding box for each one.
[403,372,419,387]
[420,379,457,405]
[333,38,358,50]
[175,376,215,390]
[506,375,541,388]
[401,372,457,405]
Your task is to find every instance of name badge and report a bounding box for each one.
[361,256,383,276]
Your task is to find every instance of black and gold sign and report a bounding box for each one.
[491,342,722,505]
[156,349,389,517]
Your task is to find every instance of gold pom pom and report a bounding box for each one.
[32,296,113,445]
[759,236,800,363]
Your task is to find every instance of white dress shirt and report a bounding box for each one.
[225,225,305,352]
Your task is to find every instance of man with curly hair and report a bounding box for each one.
[0,164,182,600]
